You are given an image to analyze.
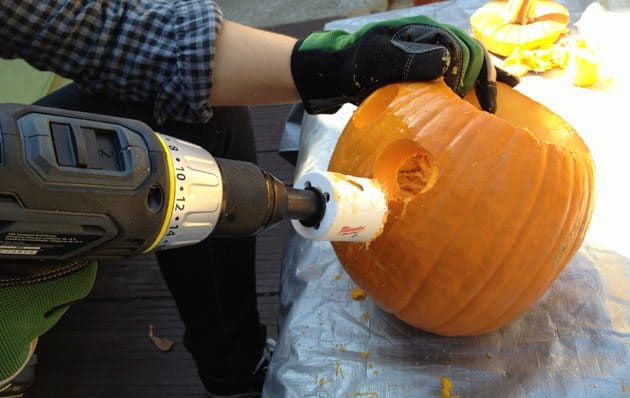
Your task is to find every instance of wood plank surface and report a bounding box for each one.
[27,295,280,398]
[90,220,290,300]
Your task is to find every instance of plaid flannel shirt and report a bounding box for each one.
[0,0,223,124]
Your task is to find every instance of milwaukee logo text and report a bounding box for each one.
[338,225,366,236]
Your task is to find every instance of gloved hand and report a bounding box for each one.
[0,260,96,386]
[291,15,517,115]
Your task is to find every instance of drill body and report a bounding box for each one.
[0,103,320,261]
[0,103,387,264]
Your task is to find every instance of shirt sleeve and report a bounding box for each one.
[0,0,223,124]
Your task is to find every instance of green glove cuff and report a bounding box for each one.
[0,261,97,382]
[440,23,484,95]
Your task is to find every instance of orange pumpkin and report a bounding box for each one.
[328,80,594,336]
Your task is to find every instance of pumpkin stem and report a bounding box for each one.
[505,0,538,24]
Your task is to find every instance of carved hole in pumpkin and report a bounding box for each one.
[373,139,438,203]
[397,153,438,200]
[352,84,400,129]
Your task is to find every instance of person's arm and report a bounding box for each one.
[0,0,225,124]
[1,0,503,125]
[209,16,507,114]
[209,20,300,106]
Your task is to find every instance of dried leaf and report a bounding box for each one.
[148,324,174,352]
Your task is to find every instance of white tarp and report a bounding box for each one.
[265,2,630,396]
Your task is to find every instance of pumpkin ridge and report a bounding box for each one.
[489,160,576,334]
[483,151,593,335]
[399,94,453,141]
[465,145,581,335]
[577,158,595,244]
[425,126,544,332]
[518,155,586,297]
[483,196,578,333]
[518,127,590,161]
[549,156,579,272]
[393,115,500,317]
[475,151,574,333]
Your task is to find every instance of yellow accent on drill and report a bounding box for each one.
[143,133,176,253]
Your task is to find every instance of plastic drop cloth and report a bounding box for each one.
[264,2,630,397]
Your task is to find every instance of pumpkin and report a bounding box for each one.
[328,80,594,336]
[470,0,569,57]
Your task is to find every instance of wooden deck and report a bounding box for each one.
[27,19,329,398]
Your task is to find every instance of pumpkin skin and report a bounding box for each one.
[470,0,569,57]
[328,80,594,336]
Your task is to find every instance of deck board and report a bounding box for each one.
[26,18,332,398]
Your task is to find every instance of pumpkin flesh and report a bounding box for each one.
[328,81,594,336]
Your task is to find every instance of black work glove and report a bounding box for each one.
[290,15,518,115]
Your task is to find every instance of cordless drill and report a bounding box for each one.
[0,104,388,262]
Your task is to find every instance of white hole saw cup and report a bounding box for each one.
[291,171,388,242]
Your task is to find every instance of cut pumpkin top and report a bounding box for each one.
[471,0,570,56]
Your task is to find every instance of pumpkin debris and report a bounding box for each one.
[502,44,569,76]
[335,361,344,378]
[353,392,378,397]
[570,38,600,87]
[351,287,367,301]
[319,377,333,386]
[148,324,174,352]
[439,375,460,398]
[500,35,601,86]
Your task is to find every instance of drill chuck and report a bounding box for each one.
[148,134,224,251]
